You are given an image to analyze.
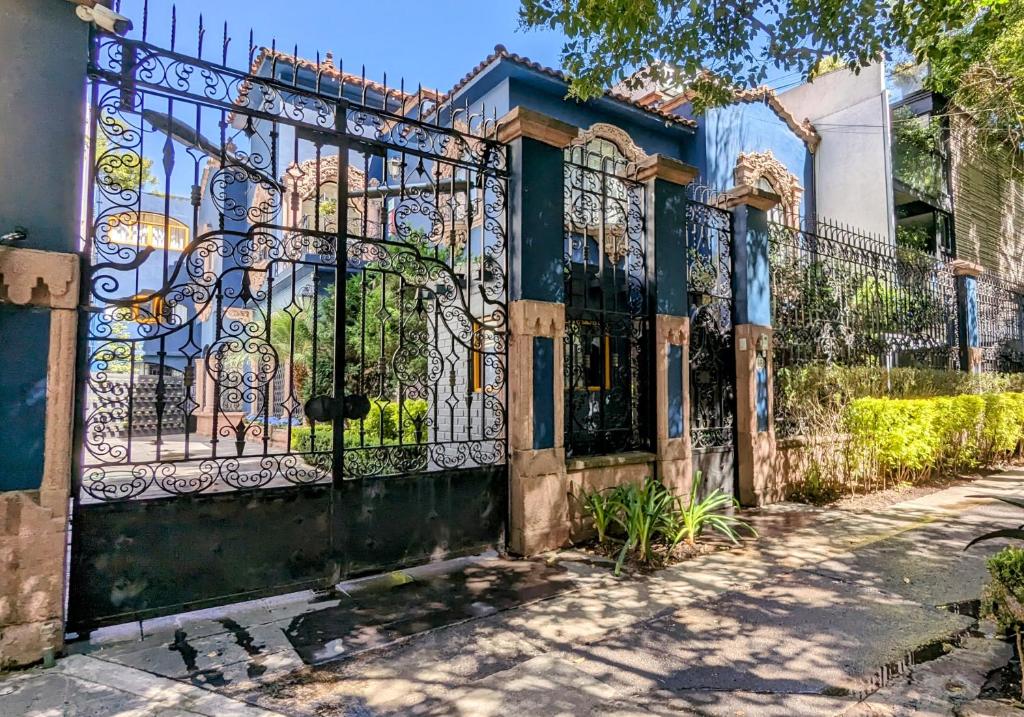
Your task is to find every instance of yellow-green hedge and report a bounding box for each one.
[846,392,1024,483]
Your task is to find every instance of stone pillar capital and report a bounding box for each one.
[496,107,579,148]
[950,259,985,278]
[635,154,699,186]
[716,184,781,212]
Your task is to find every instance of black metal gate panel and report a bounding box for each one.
[69,31,508,631]
[685,193,736,496]
[562,133,652,457]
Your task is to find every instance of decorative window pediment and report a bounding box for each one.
[734,150,802,227]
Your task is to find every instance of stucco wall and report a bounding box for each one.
[700,101,813,217]
[780,63,894,239]
[949,114,1024,287]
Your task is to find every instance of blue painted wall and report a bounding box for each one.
[0,306,49,490]
[693,101,813,215]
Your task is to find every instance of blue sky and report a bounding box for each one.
[119,0,569,95]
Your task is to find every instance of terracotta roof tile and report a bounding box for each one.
[442,45,697,129]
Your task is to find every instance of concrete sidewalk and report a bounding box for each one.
[3,469,1023,716]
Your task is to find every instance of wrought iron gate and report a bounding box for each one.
[685,191,736,496]
[562,130,652,457]
[69,31,508,631]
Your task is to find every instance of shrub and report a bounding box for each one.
[290,399,430,456]
[787,459,844,505]
[845,392,1024,486]
[982,547,1024,700]
[577,474,756,576]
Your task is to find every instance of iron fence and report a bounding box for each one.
[769,219,960,437]
[977,272,1024,373]
[685,191,735,451]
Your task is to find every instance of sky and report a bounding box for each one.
[117,0,570,95]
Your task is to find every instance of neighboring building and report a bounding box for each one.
[779,62,895,239]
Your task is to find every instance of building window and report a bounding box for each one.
[563,125,652,457]
[735,150,802,227]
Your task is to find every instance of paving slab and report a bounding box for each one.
[562,570,974,697]
[0,654,278,716]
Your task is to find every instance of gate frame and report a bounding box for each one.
[67,29,511,633]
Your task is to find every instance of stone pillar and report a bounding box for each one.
[721,186,781,506]
[952,260,984,373]
[0,1,89,667]
[497,108,578,555]
[0,248,80,668]
[637,155,699,497]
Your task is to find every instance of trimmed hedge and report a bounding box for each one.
[846,392,1024,484]
[290,399,429,453]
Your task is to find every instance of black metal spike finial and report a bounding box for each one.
[170,5,177,51]
[247,28,255,68]
[361,64,367,105]
[270,38,277,78]
[142,0,149,41]
[338,57,345,99]
[293,44,299,87]
[222,21,230,65]
[382,72,388,110]
[197,13,205,59]
[315,51,322,93]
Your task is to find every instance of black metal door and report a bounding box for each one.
[685,195,737,497]
[68,31,508,632]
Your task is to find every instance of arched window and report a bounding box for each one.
[735,151,803,227]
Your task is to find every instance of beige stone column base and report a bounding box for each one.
[0,246,79,667]
[507,300,568,556]
[734,323,778,506]
[654,315,692,497]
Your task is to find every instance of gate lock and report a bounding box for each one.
[303,393,371,423]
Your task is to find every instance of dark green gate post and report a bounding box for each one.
[497,108,577,556]
[637,156,698,498]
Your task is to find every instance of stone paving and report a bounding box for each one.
[2,469,1024,716]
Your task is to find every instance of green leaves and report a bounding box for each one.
[847,392,1024,486]
[576,473,757,576]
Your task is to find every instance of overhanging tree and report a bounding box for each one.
[519,0,1023,146]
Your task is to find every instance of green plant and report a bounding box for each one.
[665,473,757,551]
[787,460,844,505]
[578,487,616,545]
[576,474,756,576]
[982,547,1024,700]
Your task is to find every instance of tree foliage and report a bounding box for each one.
[518,0,1021,145]
[927,0,1024,150]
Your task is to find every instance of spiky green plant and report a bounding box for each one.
[608,478,676,575]
[665,472,757,551]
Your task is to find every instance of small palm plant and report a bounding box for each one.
[609,478,675,575]
[578,486,617,546]
[665,472,757,551]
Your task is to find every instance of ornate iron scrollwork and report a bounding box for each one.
[79,34,508,501]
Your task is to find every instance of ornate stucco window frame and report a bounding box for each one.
[734,150,803,228]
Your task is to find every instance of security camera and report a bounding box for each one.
[74,3,133,36]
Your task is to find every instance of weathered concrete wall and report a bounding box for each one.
[949,114,1024,288]
[0,0,89,667]
[780,63,895,239]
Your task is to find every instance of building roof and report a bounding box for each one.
[614,68,821,150]
[249,47,444,114]
[442,45,697,129]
